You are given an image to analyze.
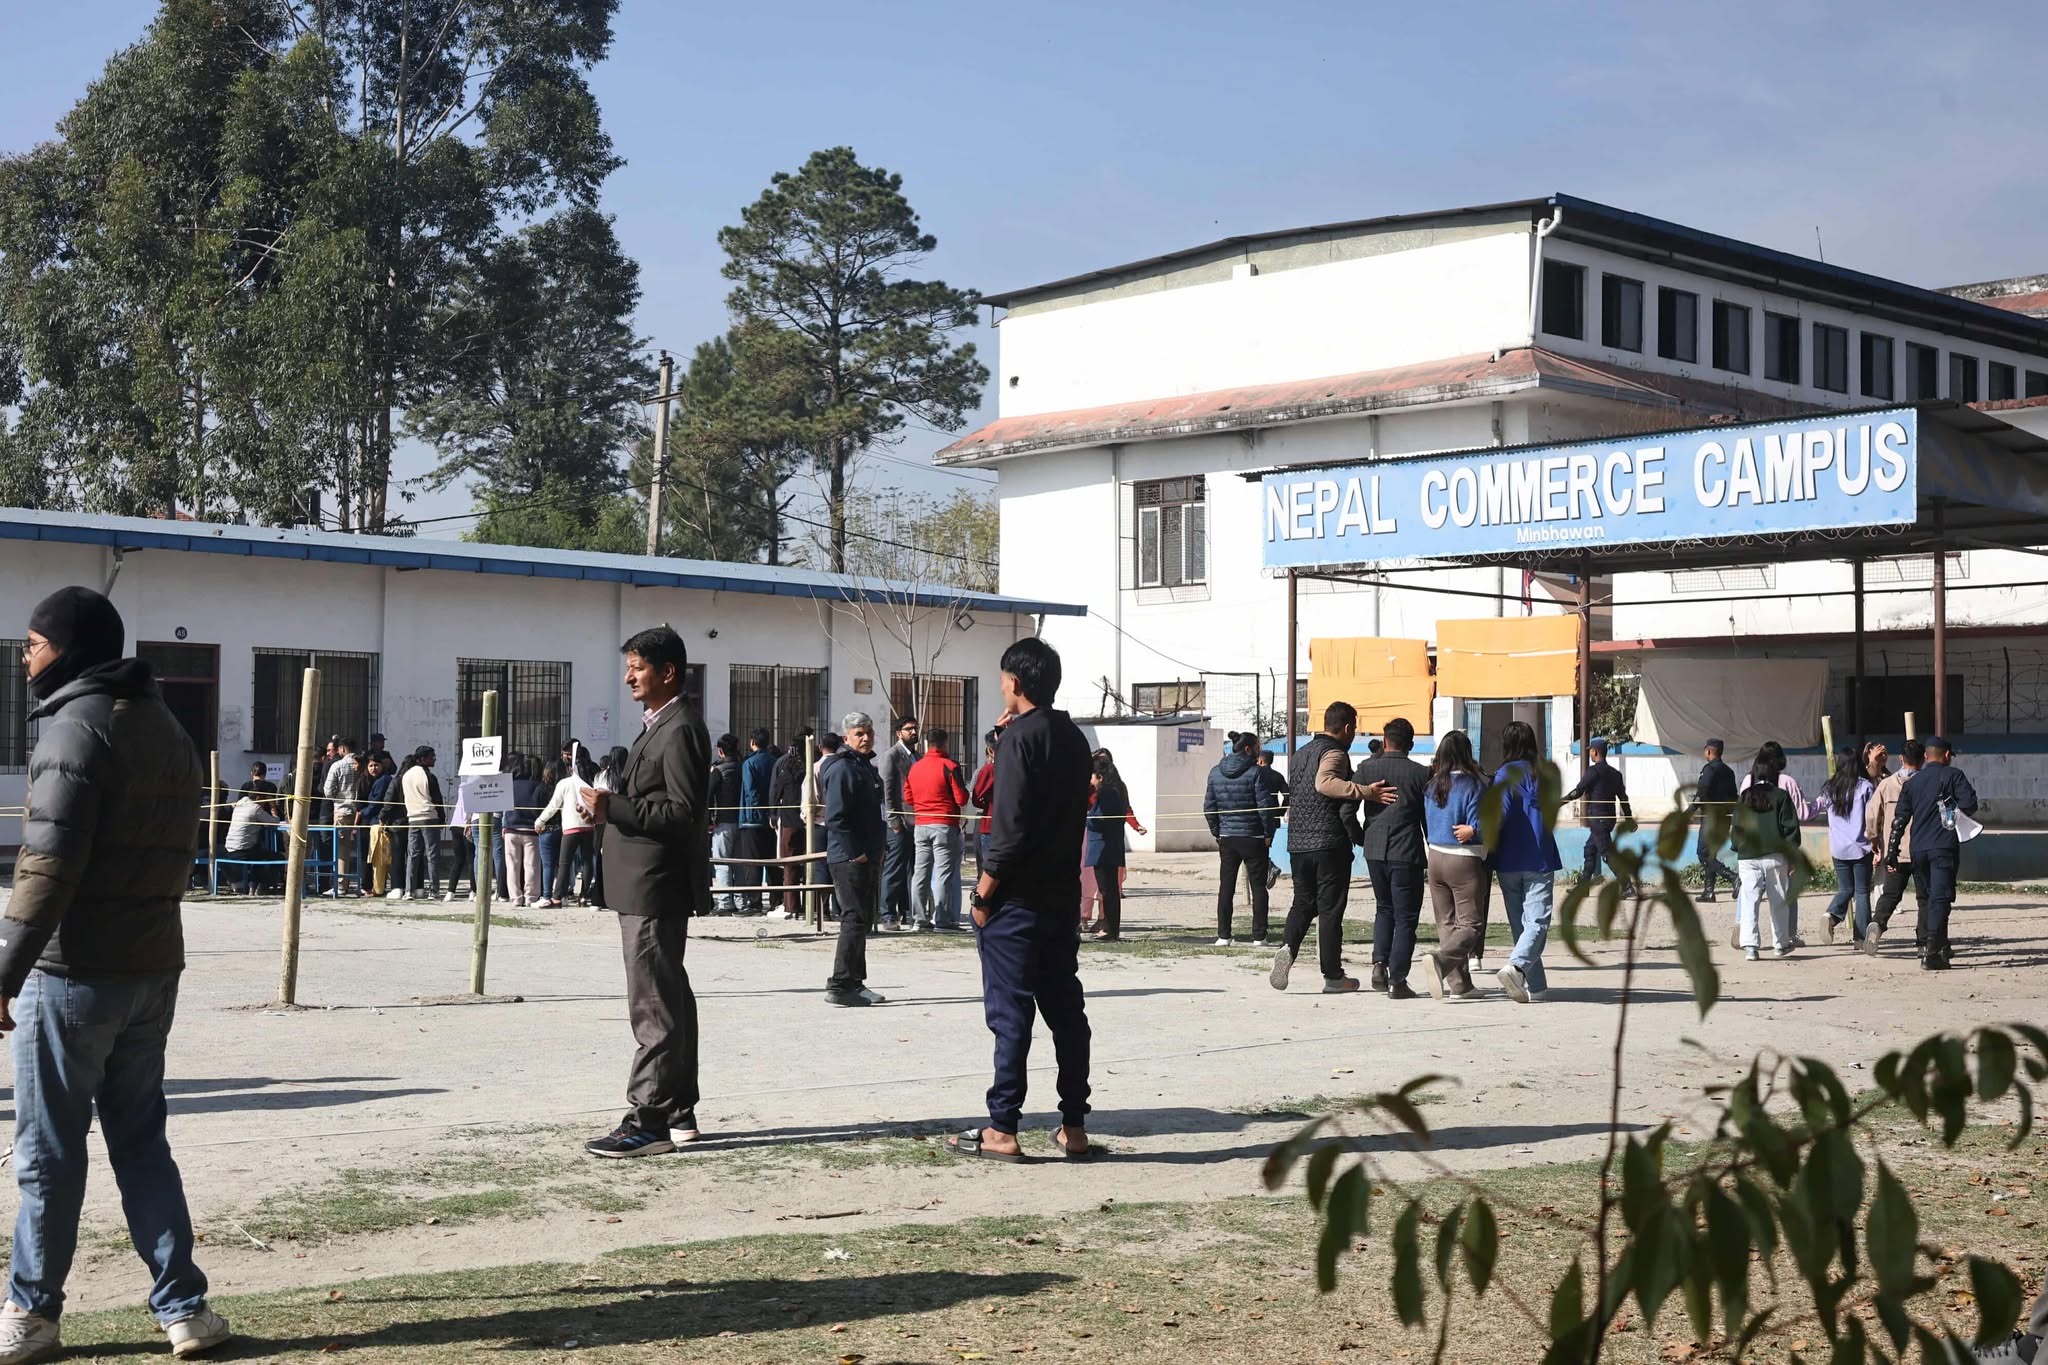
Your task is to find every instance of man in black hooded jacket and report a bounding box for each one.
[0,587,232,1361]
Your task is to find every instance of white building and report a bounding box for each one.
[0,510,1080,850]
[940,195,2048,817]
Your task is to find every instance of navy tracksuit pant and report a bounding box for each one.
[976,902,1092,1135]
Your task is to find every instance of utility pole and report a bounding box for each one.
[643,350,678,557]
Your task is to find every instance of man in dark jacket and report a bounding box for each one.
[707,738,742,913]
[1693,739,1739,901]
[736,730,777,912]
[1883,736,1979,971]
[768,730,813,918]
[1270,702,1396,995]
[1204,733,1279,945]
[949,637,1094,1163]
[1564,738,1635,893]
[1352,717,1432,997]
[878,717,921,928]
[578,625,713,1157]
[1,588,232,1360]
[822,712,888,1006]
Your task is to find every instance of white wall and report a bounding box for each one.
[0,543,1036,848]
[1077,722,1224,854]
[996,228,1533,416]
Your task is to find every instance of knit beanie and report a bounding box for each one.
[26,586,125,699]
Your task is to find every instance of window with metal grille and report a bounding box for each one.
[1862,553,1969,585]
[1135,477,1206,587]
[1131,680,1206,715]
[458,658,571,761]
[2,640,28,771]
[1667,566,1775,594]
[889,674,979,770]
[729,665,827,746]
[252,649,381,753]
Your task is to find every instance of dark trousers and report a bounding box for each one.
[1217,836,1271,939]
[777,825,808,915]
[977,902,1092,1135]
[733,825,770,908]
[557,829,597,903]
[1875,860,1929,945]
[1367,856,1426,985]
[882,825,916,923]
[619,912,698,1133]
[1284,846,1353,981]
[1090,865,1122,938]
[405,821,441,895]
[1696,827,1736,896]
[827,859,875,993]
[1913,850,1959,956]
[1582,824,1632,888]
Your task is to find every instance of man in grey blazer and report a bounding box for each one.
[579,625,713,1158]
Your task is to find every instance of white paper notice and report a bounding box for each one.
[464,772,514,813]
[459,736,503,775]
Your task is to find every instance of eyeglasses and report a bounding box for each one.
[20,637,51,666]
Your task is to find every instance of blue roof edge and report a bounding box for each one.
[0,510,1086,618]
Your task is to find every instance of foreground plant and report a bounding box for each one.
[1268,771,2044,1364]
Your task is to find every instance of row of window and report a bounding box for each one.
[0,646,973,774]
[1542,260,2048,400]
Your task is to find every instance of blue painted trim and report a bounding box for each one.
[0,509,1086,617]
[1572,733,2048,757]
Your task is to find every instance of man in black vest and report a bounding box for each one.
[1269,702,1395,994]
[1693,739,1739,901]
[1352,717,1432,997]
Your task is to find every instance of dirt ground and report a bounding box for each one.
[0,852,2039,1316]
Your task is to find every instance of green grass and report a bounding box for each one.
[47,1120,2046,1364]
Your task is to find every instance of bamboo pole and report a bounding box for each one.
[469,690,497,995]
[208,749,220,897]
[1904,710,1919,742]
[1821,715,1836,776]
[278,668,321,1005]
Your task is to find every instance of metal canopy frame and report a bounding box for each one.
[1274,402,2048,760]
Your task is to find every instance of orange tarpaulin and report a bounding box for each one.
[1435,616,1579,700]
[1307,637,1434,734]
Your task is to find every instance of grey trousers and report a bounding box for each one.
[1425,849,1491,994]
[619,913,698,1133]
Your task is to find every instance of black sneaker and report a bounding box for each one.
[1369,962,1388,992]
[825,989,872,1007]
[1322,976,1361,994]
[585,1124,676,1159]
[1387,981,1420,1000]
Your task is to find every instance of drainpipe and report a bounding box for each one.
[1491,402,1507,616]
[1110,444,1123,710]
[1525,205,1564,347]
[1366,417,1381,635]
[103,547,126,596]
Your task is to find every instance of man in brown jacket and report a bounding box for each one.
[1861,737,1925,956]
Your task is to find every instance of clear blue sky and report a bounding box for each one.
[6,1,2045,534]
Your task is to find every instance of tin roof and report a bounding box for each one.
[0,507,1085,617]
[936,347,1823,464]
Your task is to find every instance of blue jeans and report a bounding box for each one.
[976,903,1092,1135]
[913,824,964,928]
[1497,870,1555,993]
[1825,856,1874,939]
[9,970,208,1325]
[538,828,561,902]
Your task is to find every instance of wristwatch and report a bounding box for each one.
[971,890,994,911]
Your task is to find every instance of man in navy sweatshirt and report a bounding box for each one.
[949,638,1095,1163]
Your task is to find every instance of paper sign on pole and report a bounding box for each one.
[463,772,514,813]
[459,736,503,775]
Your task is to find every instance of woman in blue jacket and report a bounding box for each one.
[1419,729,1491,1001]
[1085,756,1131,942]
[1490,720,1563,1003]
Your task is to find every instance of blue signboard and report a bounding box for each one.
[1261,408,1918,567]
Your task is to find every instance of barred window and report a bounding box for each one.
[890,674,980,765]
[1132,680,1206,714]
[2,641,28,771]
[458,659,571,760]
[252,649,380,753]
[1136,477,1206,588]
[729,665,828,746]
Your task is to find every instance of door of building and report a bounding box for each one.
[139,642,219,756]
[1462,699,1549,773]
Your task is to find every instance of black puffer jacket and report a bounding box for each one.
[1205,752,1278,840]
[1,659,202,996]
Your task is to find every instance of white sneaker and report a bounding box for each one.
[764,908,793,920]
[167,1307,233,1358]
[1249,938,1270,948]
[443,891,459,903]
[1419,952,1446,1000]
[1744,946,1760,961]
[1213,937,1233,947]
[0,1305,58,1365]
[1496,961,1530,1004]
[385,889,404,901]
